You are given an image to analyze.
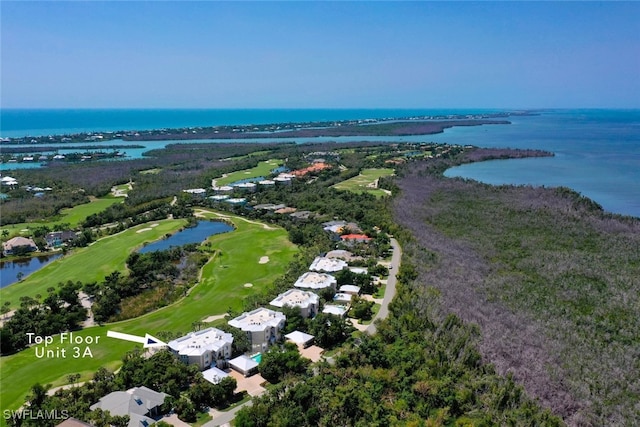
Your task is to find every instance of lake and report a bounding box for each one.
[138,220,234,253]
[0,253,63,288]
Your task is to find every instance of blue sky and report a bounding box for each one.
[2,1,639,108]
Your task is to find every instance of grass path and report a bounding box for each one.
[332,168,394,198]
[0,196,122,237]
[0,210,297,417]
[213,159,282,186]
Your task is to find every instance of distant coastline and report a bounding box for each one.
[1,109,638,219]
[0,110,524,143]
[122,119,511,142]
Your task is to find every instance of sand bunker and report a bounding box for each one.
[150,223,159,228]
[259,256,270,264]
[244,283,253,288]
[136,228,152,233]
[202,314,226,322]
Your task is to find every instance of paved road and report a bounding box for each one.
[202,238,402,426]
[203,401,253,427]
[366,237,402,334]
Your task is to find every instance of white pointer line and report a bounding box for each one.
[106,331,167,348]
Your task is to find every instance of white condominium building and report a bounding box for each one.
[294,272,337,291]
[168,327,234,370]
[309,256,347,273]
[270,289,320,318]
[228,308,286,353]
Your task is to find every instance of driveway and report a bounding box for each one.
[366,238,401,334]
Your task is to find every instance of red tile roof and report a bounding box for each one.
[291,163,331,177]
[340,234,372,241]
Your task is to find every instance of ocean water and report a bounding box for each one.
[0,108,501,138]
[439,110,640,218]
[1,108,638,218]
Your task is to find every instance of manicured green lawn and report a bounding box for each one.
[223,150,273,161]
[0,210,297,417]
[332,168,395,198]
[0,197,122,237]
[192,411,213,426]
[214,159,283,186]
[1,219,187,309]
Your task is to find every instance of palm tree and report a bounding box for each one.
[1,305,10,320]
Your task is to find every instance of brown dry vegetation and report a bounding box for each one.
[393,150,640,426]
[124,120,509,140]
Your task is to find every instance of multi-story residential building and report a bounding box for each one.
[167,327,233,370]
[228,308,286,353]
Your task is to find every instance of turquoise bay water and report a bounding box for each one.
[0,108,501,138]
[439,110,640,218]
[1,108,638,218]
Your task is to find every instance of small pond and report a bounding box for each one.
[139,220,233,254]
[0,253,63,288]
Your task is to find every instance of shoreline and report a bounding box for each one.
[0,112,524,143]
[121,119,510,141]
[0,109,534,141]
[444,149,639,220]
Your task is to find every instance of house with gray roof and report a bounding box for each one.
[44,231,77,248]
[90,386,169,427]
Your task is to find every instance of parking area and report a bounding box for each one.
[298,344,324,363]
[228,370,266,397]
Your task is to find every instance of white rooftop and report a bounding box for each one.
[167,327,233,357]
[229,355,259,373]
[322,305,348,317]
[183,188,207,194]
[309,257,347,273]
[285,331,315,345]
[228,307,286,332]
[333,293,353,304]
[325,249,354,260]
[294,272,337,290]
[225,198,247,204]
[277,173,296,179]
[270,289,319,309]
[339,285,361,294]
[202,367,229,385]
[0,176,17,185]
